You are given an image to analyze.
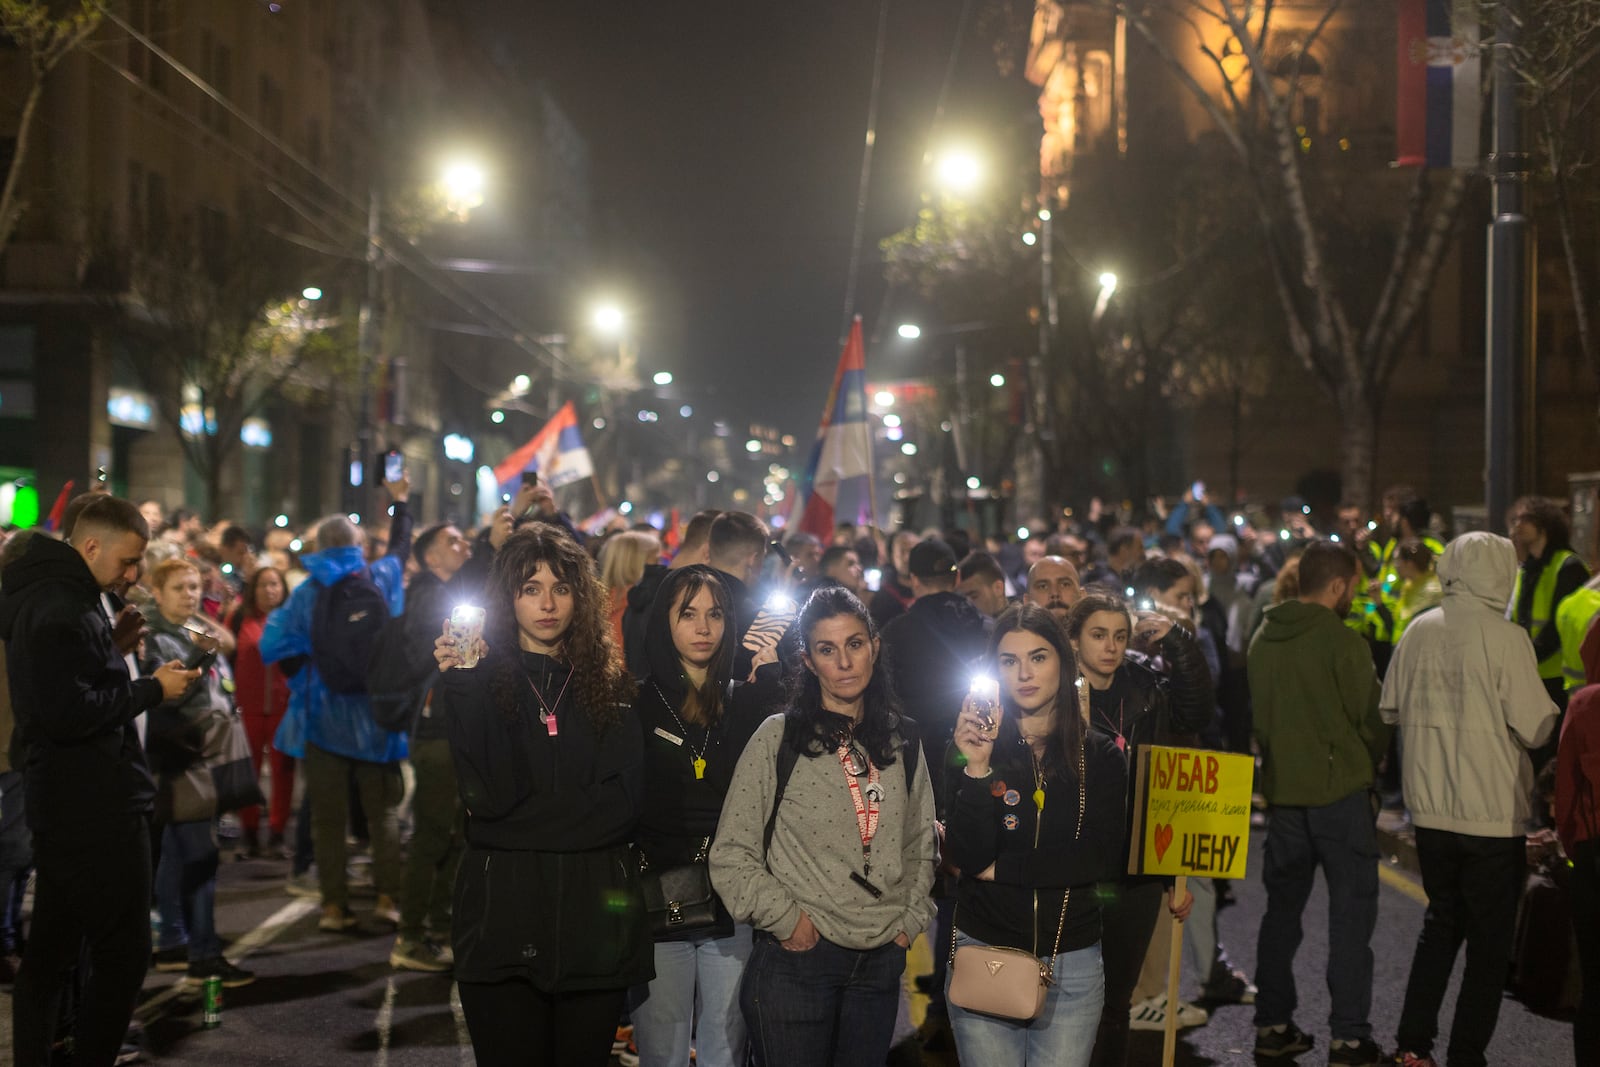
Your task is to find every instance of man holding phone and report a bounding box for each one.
[0,495,199,1065]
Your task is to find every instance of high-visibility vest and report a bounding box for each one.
[1555,586,1600,693]
[1513,549,1577,681]
[1375,535,1444,646]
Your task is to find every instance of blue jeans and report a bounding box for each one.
[947,932,1104,1067]
[155,820,221,961]
[629,924,752,1067]
[0,811,33,955]
[1254,789,1378,1041]
[739,932,906,1067]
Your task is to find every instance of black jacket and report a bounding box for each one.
[0,536,162,833]
[945,730,1127,954]
[622,563,670,679]
[880,591,991,768]
[441,650,652,991]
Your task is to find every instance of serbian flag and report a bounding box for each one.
[789,318,873,540]
[493,401,594,496]
[1397,0,1481,168]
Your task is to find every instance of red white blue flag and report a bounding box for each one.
[1397,0,1481,169]
[493,401,594,496]
[790,318,874,540]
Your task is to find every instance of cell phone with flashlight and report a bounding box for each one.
[384,450,405,484]
[520,470,539,488]
[969,675,1000,731]
[1191,479,1205,500]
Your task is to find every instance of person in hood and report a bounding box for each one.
[259,487,411,936]
[1246,540,1389,1066]
[1557,615,1600,1066]
[1,495,197,1067]
[1380,532,1558,1067]
[432,524,647,1066]
[629,565,771,1067]
[622,509,719,679]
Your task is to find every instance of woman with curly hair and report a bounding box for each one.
[709,586,936,1066]
[431,524,649,1066]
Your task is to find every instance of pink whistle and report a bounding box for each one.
[545,715,559,738]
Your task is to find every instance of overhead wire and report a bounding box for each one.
[837,0,893,345]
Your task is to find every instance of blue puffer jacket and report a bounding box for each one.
[260,545,407,764]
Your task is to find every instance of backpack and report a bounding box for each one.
[365,616,439,733]
[309,570,389,694]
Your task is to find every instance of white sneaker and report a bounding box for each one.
[1129,994,1210,1031]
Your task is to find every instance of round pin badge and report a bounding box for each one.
[1002,814,1020,831]
[1002,789,1021,807]
[989,779,1007,798]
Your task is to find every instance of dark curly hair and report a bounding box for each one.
[484,524,634,732]
[783,585,902,768]
[989,603,1083,777]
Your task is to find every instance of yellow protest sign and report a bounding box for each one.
[1127,745,1254,879]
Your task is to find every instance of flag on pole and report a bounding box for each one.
[1397,0,1482,169]
[790,317,873,540]
[493,401,595,497]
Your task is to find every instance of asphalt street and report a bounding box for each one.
[0,829,1575,1065]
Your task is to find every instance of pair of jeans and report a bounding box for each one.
[629,924,753,1067]
[1395,829,1524,1067]
[740,931,907,1066]
[948,932,1104,1067]
[1571,839,1599,1067]
[398,738,462,941]
[13,816,151,1067]
[154,819,221,961]
[304,742,403,909]
[0,809,33,954]
[1253,788,1379,1042]
[456,977,625,1067]
[1091,879,1164,1067]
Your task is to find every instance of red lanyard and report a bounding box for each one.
[837,744,881,876]
[525,668,573,737]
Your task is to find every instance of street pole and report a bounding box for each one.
[354,189,380,521]
[1486,0,1534,527]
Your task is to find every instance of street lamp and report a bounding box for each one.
[990,373,1006,387]
[592,303,625,335]
[441,158,487,220]
[301,286,323,301]
[935,149,983,194]
[897,323,922,340]
[653,371,674,386]
[1097,271,1119,295]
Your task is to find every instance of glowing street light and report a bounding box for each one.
[897,323,922,340]
[301,286,323,301]
[935,149,983,194]
[901,442,919,456]
[490,410,505,424]
[874,390,896,407]
[512,374,531,392]
[744,438,762,454]
[653,371,674,386]
[592,303,625,335]
[1097,271,1119,294]
[441,158,487,219]
[1021,232,1037,246]
[990,373,1006,387]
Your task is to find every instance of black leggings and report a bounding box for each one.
[456,978,625,1067]
[1091,879,1165,1067]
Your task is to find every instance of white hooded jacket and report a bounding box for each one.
[1379,532,1558,837]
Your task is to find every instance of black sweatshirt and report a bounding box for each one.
[0,536,162,834]
[945,730,1127,955]
[440,650,652,991]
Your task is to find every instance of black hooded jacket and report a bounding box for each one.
[621,563,670,679]
[880,591,992,755]
[0,535,162,832]
[635,566,775,870]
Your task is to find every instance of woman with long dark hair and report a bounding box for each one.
[943,603,1126,1067]
[709,586,936,1066]
[629,565,769,1066]
[1061,592,1213,1065]
[228,565,292,856]
[431,525,649,1067]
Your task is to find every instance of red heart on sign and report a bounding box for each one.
[1153,823,1174,863]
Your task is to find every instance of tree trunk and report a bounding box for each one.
[1227,384,1244,503]
[0,79,45,254]
[1338,385,1378,511]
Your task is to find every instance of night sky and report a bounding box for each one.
[463,0,1035,436]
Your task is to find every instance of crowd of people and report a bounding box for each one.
[0,476,1594,1067]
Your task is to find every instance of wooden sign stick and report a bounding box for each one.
[1163,874,1187,1067]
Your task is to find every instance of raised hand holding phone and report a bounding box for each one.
[955,675,1002,776]
[441,606,486,670]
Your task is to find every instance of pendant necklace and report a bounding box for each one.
[524,659,573,737]
[651,680,710,779]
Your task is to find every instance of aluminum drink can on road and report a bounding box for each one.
[202,975,223,1028]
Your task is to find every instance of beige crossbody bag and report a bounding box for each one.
[946,736,1087,1021]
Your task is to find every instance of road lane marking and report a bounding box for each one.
[1378,862,1429,905]
[374,976,397,1065]
[450,981,472,1062]
[136,897,319,1022]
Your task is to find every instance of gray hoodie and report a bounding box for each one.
[1380,532,1558,836]
[709,714,936,949]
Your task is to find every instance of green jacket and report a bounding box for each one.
[1248,600,1389,807]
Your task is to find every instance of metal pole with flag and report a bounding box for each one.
[492,401,596,498]
[789,317,874,540]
